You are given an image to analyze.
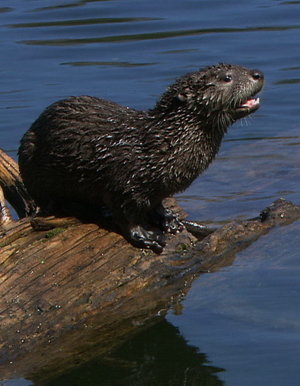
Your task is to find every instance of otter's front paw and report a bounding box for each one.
[162,209,184,234]
[152,206,184,234]
[128,225,166,254]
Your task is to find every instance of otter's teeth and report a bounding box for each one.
[241,97,260,108]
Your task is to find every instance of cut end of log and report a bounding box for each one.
[259,197,300,225]
[0,186,13,225]
[0,149,36,220]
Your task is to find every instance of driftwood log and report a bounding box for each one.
[0,148,300,384]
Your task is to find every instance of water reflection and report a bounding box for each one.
[0,8,12,14]
[45,320,224,386]
[62,60,157,67]
[9,17,161,29]
[275,78,300,84]
[31,0,114,12]
[18,25,300,46]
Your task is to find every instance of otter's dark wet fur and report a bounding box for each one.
[18,63,264,252]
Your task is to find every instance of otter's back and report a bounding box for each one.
[18,95,146,210]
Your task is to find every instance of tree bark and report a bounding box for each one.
[0,148,299,383]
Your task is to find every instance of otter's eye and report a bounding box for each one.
[223,74,232,83]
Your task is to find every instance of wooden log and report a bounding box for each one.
[0,149,299,383]
[0,149,36,219]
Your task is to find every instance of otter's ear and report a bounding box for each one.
[177,93,188,102]
[177,91,194,102]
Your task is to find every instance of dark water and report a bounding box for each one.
[0,0,299,385]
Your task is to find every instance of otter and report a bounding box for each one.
[18,63,264,253]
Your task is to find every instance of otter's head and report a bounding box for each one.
[154,63,264,129]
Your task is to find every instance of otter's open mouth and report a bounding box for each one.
[236,97,260,114]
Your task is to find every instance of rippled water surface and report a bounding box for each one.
[0,0,299,385]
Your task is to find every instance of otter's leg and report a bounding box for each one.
[150,203,184,234]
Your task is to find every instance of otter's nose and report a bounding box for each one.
[251,70,264,81]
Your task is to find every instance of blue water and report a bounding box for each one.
[168,223,300,386]
[0,0,299,385]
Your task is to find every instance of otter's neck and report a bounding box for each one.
[146,107,229,193]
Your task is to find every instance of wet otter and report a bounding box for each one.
[18,63,264,253]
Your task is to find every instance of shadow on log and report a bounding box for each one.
[0,148,300,384]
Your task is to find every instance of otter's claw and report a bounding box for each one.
[162,210,184,234]
[151,206,184,234]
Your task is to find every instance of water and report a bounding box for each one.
[168,223,300,386]
[0,0,299,384]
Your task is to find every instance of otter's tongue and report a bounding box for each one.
[241,97,260,108]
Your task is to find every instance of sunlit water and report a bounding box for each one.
[0,0,299,385]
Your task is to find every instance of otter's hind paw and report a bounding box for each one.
[128,225,166,254]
